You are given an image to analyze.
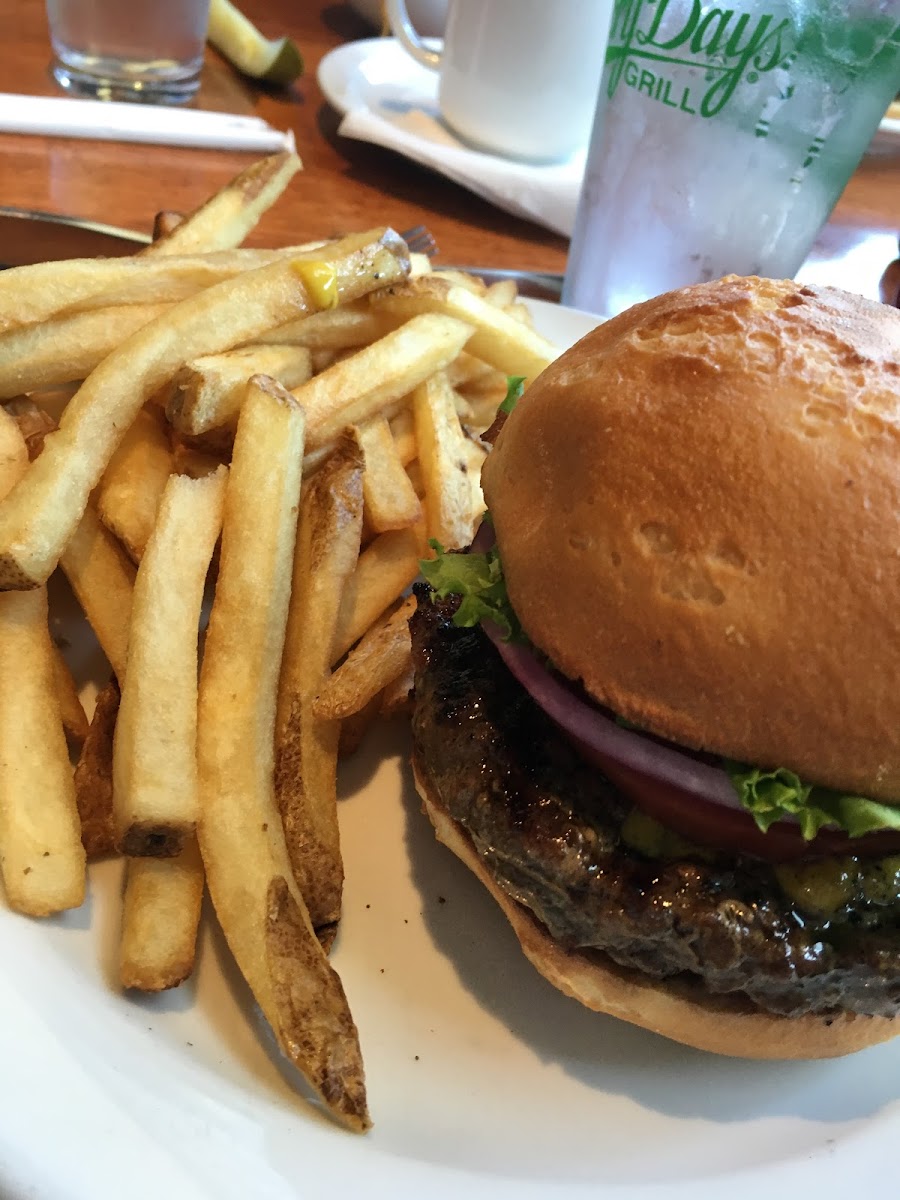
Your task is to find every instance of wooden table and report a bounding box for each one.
[1,0,898,288]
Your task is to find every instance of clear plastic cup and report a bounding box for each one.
[46,0,211,104]
[563,1,900,317]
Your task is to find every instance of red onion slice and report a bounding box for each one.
[483,622,747,813]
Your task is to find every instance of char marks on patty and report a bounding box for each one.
[410,587,900,1020]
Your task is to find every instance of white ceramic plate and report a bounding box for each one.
[2,298,899,1200]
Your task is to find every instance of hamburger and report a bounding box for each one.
[409,274,900,1060]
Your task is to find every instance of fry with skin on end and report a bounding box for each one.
[369,276,557,380]
[291,313,473,460]
[97,406,175,563]
[197,377,370,1132]
[164,344,312,440]
[275,434,364,936]
[314,595,414,722]
[74,678,120,859]
[0,229,408,591]
[0,411,84,914]
[120,840,205,991]
[113,468,227,858]
[143,152,302,257]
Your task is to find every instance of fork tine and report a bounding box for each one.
[400,224,439,258]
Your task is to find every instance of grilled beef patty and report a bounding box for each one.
[410,588,900,1019]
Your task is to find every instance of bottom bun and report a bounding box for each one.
[413,757,897,1061]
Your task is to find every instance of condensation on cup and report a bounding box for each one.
[563,0,900,318]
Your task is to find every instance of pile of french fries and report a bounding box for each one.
[0,152,558,1131]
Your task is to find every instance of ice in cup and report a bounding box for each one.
[46,0,211,103]
[563,1,900,317]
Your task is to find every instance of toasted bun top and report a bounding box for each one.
[482,276,900,802]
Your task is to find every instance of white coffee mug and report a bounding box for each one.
[385,0,612,163]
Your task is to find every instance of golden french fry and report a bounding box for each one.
[0,408,28,492]
[293,313,473,461]
[413,371,480,551]
[0,304,172,399]
[357,416,422,535]
[315,595,414,721]
[143,152,302,257]
[151,211,183,241]
[432,269,488,295]
[51,640,89,745]
[369,276,557,380]
[461,431,488,521]
[60,505,136,681]
[0,410,85,914]
[506,300,535,327]
[4,396,58,458]
[165,344,313,438]
[380,658,415,718]
[389,407,416,466]
[119,840,205,991]
[0,586,86,915]
[197,376,369,1132]
[276,436,364,934]
[170,440,225,479]
[113,469,227,857]
[0,230,408,590]
[309,348,338,373]
[0,250,314,333]
[74,678,120,859]
[332,523,425,663]
[97,406,174,563]
[456,373,511,432]
[409,252,433,278]
[338,693,383,757]
[484,279,519,309]
[444,350,496,390]
[256,304,386,351]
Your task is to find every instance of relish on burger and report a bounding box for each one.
[410,275,900,1059]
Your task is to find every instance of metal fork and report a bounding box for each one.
[401,224,439,257]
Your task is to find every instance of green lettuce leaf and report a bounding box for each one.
[420,537,520,640]
[499,375,526,414]
[725,762,900,840]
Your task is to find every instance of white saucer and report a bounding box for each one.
[317,38,585,237]
[318,37,440,124]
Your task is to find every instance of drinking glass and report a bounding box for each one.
[46,0,212,104]
[563,0,900,316]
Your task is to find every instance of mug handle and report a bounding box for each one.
[384,0,442,71]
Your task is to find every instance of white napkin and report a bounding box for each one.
[0,93,295,153]
[338,104,584,237]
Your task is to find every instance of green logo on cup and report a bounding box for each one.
[605,0,794,117]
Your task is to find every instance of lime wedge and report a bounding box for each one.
[207,0,304,85]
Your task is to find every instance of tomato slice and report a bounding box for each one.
[578,744,900,863]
